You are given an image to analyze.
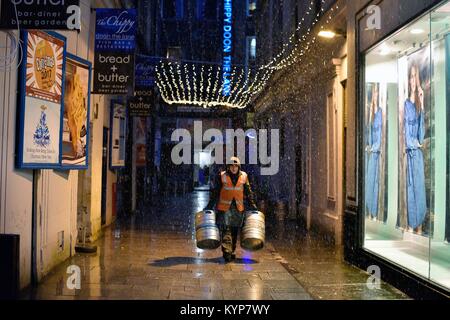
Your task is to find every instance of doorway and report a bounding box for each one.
[194,150,212,190]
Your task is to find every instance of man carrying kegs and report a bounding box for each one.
[204,157,258,262]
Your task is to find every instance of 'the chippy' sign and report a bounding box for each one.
[93,8,136,95]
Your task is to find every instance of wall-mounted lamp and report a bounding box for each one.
[318,29,346,39]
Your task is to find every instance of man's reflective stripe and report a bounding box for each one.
[223,186,244,191]
[219,199,243,205]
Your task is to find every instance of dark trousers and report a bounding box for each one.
[220,225,239,255]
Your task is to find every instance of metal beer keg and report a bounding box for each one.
[195,210,220,249]
[241,211,265,251]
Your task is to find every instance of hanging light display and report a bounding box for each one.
[156,60,273,109]
[155,0,340,109]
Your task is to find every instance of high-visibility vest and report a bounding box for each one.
[217,171,248,212]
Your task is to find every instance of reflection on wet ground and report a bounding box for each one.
[22,191,409,300]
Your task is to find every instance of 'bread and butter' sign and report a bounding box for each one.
[93,8,136,95]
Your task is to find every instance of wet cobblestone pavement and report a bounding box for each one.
[22,191,409,300]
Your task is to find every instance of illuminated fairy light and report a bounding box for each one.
[224,65,238,104]
[261,0,331,71]
[240,1,340,107]
[230,68,250,106]
[205,65,213,103]
[156,61,274,109]
[192,63,198,103]
[212,65,221,103]
[161,62,176,102]
[228,67,245,105]
[157,61,262,109]
[155,0,340,109]
[261,0,324,70]
[176,63,186,102]
[263,2,340,71]
[166,63,180,102]
[155,63,171,102]
[245,69,273,105]
[200,64,205,106]
[184,63,192,102]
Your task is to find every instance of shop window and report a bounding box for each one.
[362,0,450,291]
[247,0,257,17]
[246,36,257,67]
[250,37,257,60]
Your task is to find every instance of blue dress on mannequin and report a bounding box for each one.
[365,108,382,218]
[404,99,427,229]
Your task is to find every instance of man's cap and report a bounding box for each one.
[227,156,241,167]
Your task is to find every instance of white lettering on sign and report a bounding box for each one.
[11,0,66,5]
[97,11,135,34]
[222,0,232,96]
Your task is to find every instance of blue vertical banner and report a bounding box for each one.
[93,8,137,95]
[222,0,232,96]
[134,55,159,94]
[127,55,158,117]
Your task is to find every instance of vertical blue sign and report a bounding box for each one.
[135,55,159,92]
[95,8,137,52]
[93,8,137,95]
[223,0,232,96]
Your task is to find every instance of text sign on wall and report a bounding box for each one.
[222,0,232,96]
[17,30,67,169]
[93,8,136,95]
[94,8,137,52]
[128,95,154,117]
[0,0,81,30]
[93,52,135,95]
[135,55,159,94]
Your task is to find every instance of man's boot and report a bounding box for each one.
[223,252,233,263]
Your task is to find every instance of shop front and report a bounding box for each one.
[346,0,450,298]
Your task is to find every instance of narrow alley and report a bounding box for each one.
[22,191,407,300]
[1,0,449,306]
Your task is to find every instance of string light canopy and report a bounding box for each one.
[155,0,340,109]
[156,60,273,109]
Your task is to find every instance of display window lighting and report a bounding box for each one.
[410,28,425,34]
